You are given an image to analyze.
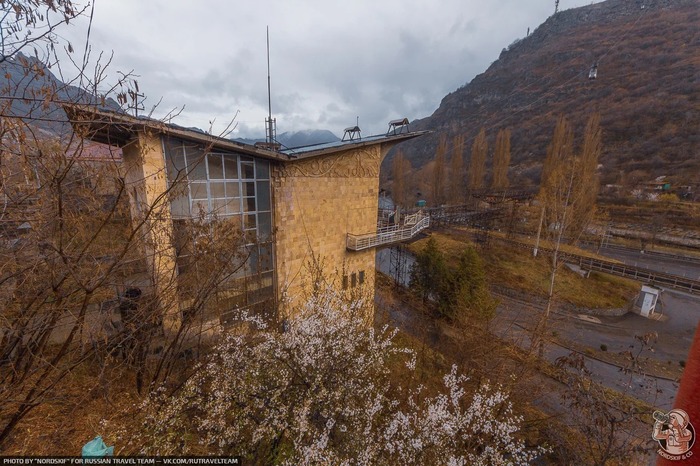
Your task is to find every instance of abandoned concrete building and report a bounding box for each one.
[64,105,428,329]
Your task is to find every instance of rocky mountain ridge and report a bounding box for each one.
[386,0,699,188]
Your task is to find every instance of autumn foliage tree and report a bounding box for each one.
[468,127,487,193]
[533,114,602,357]
[431,134,447,206]
[492,128,511,189]
[449,134,466,204]
[539,114,602,241]
[391,149,409,208]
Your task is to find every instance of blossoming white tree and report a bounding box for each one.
[124,287,546,465]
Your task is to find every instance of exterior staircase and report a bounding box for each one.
[346,211,429,251]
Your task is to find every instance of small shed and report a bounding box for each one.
[635,285,661,317]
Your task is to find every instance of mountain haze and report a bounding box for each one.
[387,0,699,187]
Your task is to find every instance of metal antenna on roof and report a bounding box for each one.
[265,26,277,148]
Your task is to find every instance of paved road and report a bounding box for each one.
[587,246,700,280]
[492,301,682,410]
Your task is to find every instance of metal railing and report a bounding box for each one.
[490,236,700,296]
[577,240,700,265]
[347,212,430,251]
[576,257,700,295]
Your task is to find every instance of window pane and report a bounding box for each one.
[190,182,208,200]
[258,212,272,239]
[241,162,255,179]
[226,214,242,231]
[207,154,224,179]
[170,193,190,218]
[244,213,256,230]
[164,137,186,182]
[225,198,241,214]
[224,156,238,179]
[210,181,225,198]
[211,198,228,216]
[242,181,255,197]
[225,182,239,197]
[192,200,209,216]
[185,144,206,180]
[256,181,270,211]
[259,243,273,272]
[247,245,258,273]
[243,197,256,212]
[256,160,270,179]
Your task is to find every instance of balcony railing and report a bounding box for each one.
[347,211,430,251]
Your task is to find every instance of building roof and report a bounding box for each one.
[63,104,427,162]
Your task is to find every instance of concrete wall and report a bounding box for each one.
[121,131,180,332]
[273,145,385,318]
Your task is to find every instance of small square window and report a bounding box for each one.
[342,275,349,290]
[351,273,357,288]
[359,271,365,284]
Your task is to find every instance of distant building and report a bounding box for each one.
[65,104,426,330]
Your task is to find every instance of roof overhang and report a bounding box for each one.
[63,104,428,163]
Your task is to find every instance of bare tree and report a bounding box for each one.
[468,128,487,193]
[492,128,511,189]
[0,0,84,64]
[0,3,251,445]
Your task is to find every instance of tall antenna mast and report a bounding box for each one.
[265,26,276,147]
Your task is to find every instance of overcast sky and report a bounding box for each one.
[62,0,602,139]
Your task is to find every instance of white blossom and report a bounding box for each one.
[120,286,547,464]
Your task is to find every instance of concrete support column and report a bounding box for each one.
[121,131,180,334]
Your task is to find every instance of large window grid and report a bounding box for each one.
[163,137,275,313]
[164,138,272,241]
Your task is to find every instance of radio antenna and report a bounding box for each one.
[265,26,276,146]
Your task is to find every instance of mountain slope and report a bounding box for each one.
[387,0,699,187]
[1,53,121,135]
[234,129,340,148]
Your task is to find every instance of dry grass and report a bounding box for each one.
[2,361,141,455]
[409,231,639,309]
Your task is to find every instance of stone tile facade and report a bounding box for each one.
[273,146,382,317]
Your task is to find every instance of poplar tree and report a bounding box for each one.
[570,113,602,237]
[392,149,408,208]
[432,134,448,206]
[492,128,511,189]
[449,134,466,204]
[539,115,574,228]
[468,128,487,192]
[533,114,602,359]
